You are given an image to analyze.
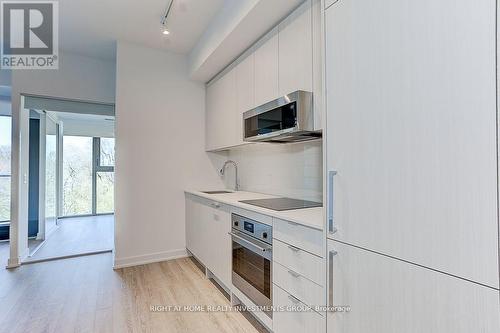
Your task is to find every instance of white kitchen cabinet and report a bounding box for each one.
[205,203,232,288]
[254,27,279,106]
[327,240,500,333]
[205,1,323,149]
[273,261,324,309]
[185,195,232,289]
[185,194,200,258]
[273,285,325,333]
[325,0,498,287]
[273,215,326,332]
[235,54,255,145]
[273,218,323,257]
[205,67,237,151]
[185,194,209,264]
[278,0,313,97]
[205,77,220,151]
[273,239,324,287]
[311,0,322,131]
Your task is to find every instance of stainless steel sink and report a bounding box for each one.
[201,190,233,194]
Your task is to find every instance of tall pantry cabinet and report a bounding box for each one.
[324,0,500,332]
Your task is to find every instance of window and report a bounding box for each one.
[0,116,11,222]
[99,137,115,167]
[62,136,93,216]
[95,137,114,214]
[96,172,114,214]
[62,136,114,217]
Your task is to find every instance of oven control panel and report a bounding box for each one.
[231,214,272,245]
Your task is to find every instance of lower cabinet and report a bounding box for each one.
[273,218,325,333]
[185,195,206,263]
[273,284,325,333]
[327,240,500,333]
[185,194,232,289]
[205,204,232,288]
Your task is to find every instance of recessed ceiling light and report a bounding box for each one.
[162,28,170,35]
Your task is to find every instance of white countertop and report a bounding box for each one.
[185,190,324,231]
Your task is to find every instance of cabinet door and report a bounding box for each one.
[311,0,322,130]
[185,195,198,256]
[235,54,255,145]
[196,202,213,266]
[254,27,279,106]
[278,0,313,96]
[208,205,232,288]
[205,68,237,151]
[205,80,218,151]
[325,0,498,287]
[327,240,500,333]
[185,195,206,263]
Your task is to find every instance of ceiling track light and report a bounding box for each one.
[161,0,174,35]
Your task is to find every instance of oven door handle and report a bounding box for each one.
[228,231,272,255]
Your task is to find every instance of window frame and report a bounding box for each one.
[92,137,114,215]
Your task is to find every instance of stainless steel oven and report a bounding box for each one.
[230,214,273,317]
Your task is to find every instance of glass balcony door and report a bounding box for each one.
[44,116,58,234]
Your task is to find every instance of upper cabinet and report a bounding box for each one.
[325,0,499,288]
[254,27,279,107]
[205,0,321,151]
[278,0,313,96]
[205,67,237,151]
[235,54,255,146]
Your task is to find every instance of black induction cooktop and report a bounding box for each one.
[239,198,322,211]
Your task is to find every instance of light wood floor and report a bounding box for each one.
[25,215,114,262]
[0,247,266,333]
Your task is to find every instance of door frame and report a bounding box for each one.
[36,111,62,241]
[8,94,115,267]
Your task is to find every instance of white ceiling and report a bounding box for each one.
[47,111,114,123]
[47,111,115,137]
[59,0,224,60]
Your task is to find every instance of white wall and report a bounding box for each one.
[225,141,323,202]
[12,52,116,104]
[114,41,225,268]
[7,51,116,267]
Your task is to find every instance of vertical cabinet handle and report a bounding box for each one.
[329,249,338,307]
[328,170,338,234]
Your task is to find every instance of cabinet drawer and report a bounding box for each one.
[273,239,324,286]
[273,285,324,333]
[273,262,324,308]
[273,218,323,256]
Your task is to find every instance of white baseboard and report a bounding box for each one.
[113,248,188,269]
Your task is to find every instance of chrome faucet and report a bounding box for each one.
[220,160,239,191]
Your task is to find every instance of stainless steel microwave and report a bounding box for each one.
[243,90,321,143]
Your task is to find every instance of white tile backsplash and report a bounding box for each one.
[222,141,323,202]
